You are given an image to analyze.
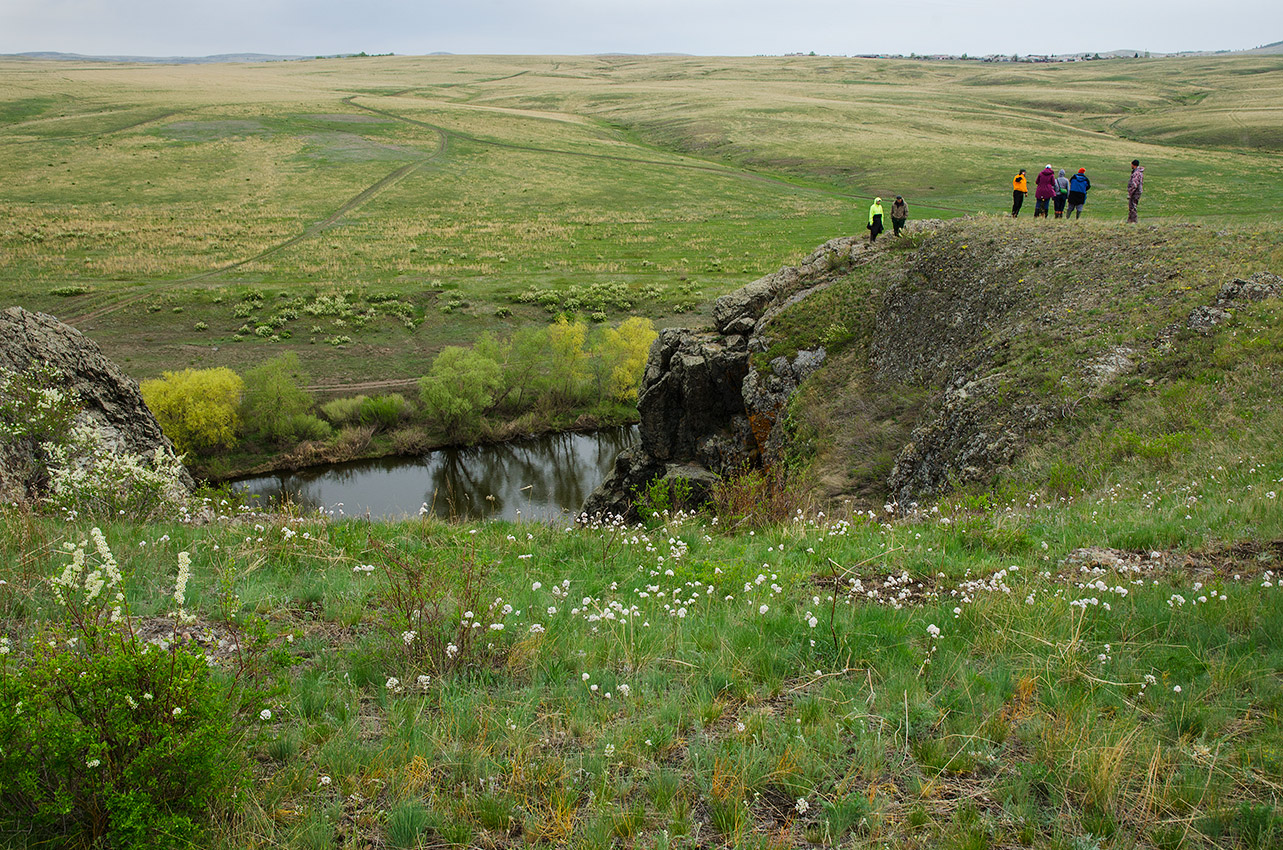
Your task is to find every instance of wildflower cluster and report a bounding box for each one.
[51,527,130,630]
[0,364,79,445]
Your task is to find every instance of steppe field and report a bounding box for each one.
[4,54,1283,850]
[2,53,1281,386]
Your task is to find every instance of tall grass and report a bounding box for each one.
[2,434,1281,847]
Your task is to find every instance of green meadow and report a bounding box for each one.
[2,434,1282,849]
[2,53,1281,386]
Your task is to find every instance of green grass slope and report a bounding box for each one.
[2,440,1281,848]
[3,58,1283,848]
[770,218,1283,514]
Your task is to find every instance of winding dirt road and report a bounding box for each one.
[64,122,448,326]
[57,87,935,396]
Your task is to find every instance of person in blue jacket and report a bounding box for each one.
[1067,168,1091,219]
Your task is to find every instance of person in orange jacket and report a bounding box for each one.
[1012,169,1028,218]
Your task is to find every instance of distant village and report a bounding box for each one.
[785,51,1153,62]
[785,40,1283,61]
[862,51,1152,62]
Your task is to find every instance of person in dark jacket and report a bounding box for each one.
[1067,168,1091,218]
[867,198,884,242]
[1053,168,1070,218]
[1033,165,1056,218]
[890,196,908,237]
[1012,169,1027,217]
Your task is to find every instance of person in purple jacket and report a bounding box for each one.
[1128,159,1144,223]
[1033,165,1056,218]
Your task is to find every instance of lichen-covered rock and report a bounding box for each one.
[886,379,1037,505]
[637,329,751,462]
[1083,347,1137,391]
[583,238,861,519]
[1218,272,1282,304]
[713,278,776,335]
[712,236,863,335]
[1188,272,1279,335]
[0,307,193,502]
[741,348,826,463]
[1187,305,1232,334]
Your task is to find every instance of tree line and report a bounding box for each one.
[141,317,657,460]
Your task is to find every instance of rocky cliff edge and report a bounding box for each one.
[0,307,193,502]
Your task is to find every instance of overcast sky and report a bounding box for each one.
[2,0,1279,58]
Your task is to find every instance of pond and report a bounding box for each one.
[230,426,637,522]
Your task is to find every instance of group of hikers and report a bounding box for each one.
[865,195,908,242]
[864,158,1146,241]
[1012,159,1145,222]
[1013,165,1092,219]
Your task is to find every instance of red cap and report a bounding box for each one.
[1078,168,1086,173]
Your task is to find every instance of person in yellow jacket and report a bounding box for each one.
[867,197,884,242]
[1012,169,1028,218]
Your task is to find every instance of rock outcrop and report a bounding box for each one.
[586,221,1282,518]
[0,307,193,502]
[1187,272,1283,335]
[581,236,861,518]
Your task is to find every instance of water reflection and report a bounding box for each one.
[231,426,637,522]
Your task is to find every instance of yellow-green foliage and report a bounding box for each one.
[319,395,369,426]
[140,367,244,455]
[599,317,657,402]
[547,317,589,403]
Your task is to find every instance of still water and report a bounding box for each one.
[231,426,636,522]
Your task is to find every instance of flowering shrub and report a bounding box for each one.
[44,424,190,522]
[0,530,245,848]
[0,364,81,498]
[1,365,190,521]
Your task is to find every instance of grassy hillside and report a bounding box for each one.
[769,218,1283,509]
[3,218,1283,849]
[1,54,1281,389]
[1,430,1281,850]
[3,60,1283,846]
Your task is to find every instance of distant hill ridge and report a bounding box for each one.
[3,45,1281,63]
[1241,40,1283,54]
[4,51,314,64]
